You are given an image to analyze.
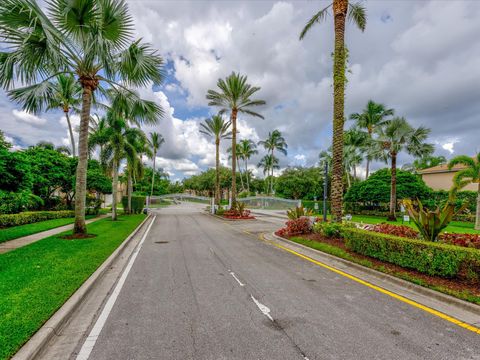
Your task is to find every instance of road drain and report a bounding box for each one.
[154,241,169,244]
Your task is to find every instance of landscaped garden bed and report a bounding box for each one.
[275,217,480,305]
[217,202,256,220]
[0,214,146,360]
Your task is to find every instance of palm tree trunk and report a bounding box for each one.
[231,109,238,204]
[365,128,372,178]
[475,182,480,230]
[150,152,156,197]
[346,171,351,188]
[238,156,245,191]
[64,110,76,157]
[331,0,348,222]
[73,88,93,234]
[388,152,397,221]
[215,139,220,206]
[112,158,119,221]
[127,170,133,214]
[353,165,357,180]
[245,159,250,193]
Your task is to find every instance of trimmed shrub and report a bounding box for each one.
[121,196,146,214]
[343,228,480,282]
[278,217,312,237]
[0,210,75,228]
[313,222,343,238]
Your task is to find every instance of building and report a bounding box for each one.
[418,163,477,191]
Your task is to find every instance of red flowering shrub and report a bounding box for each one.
[276,217,312,237]
[439,233,480,249]
[365,223,419,239]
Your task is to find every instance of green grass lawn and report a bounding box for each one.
[347,215,480,234]
[0,214,146,360]
[0,215,99,244]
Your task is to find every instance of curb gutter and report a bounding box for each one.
[12,214,153,360]
[267,232,480,319]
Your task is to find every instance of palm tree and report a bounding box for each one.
[124,129,147,214]
[227,144,245,192]
[448,154,480,230]
[350,100,394,178]
[258,130,287,194]
[344,128,367,179]
[373,118,433,221]
[300,0,366,222]
[88,115,110,172]
[148,132,165,197]
[206,72,265,205]
[200,115,232,205]
[258,154,279,193]
[10,74,82,156]
[0,0,163,235]
[238,139,258,193]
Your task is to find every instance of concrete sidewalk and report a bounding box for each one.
[0,214,109,254]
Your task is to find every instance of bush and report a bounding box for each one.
[0,210,75,228]
[363,223,419,239]
[121,196,146,214]
[0,191,43,214]
[440,233,480,250]
[343,228,480,282]
[287,206,314,220]
[313,222,343,238]
[277,217,312,237]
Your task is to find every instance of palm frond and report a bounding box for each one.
[348,2,367,32]
[299,5,331,40]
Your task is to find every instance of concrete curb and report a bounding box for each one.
[12,214,153,360]
[267,232,480,317]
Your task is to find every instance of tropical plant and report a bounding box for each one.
[200,115,232,205]
[372,118,433,220]
[237,139,258,193]
[300,0,367,222]
[448,153,480,230]
[206,72,265,204]
[0,0,164,234]
[148,132,165,197]
[258,130,287,194]
[287,206,314,220]
[402,155,447,172]
[10,74,82,156]
[227,144,245,191]
[258,154,279,193]
[349,100,394,178]
[403,199,467,242]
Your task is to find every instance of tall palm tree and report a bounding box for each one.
[258,130,287,194]
[448,154,480,230]
[350,100,394,178]
[238,139,258,193]
[148,132,165,197]
[206,72,265,205]
[373,118,433,221]
[300,0,366,222]
[344,128,367,179]
[258,154,279,194]
[200,115,232,205]
[0,0,163,234]
[124,129,147,214]
[227,144,245,192]
[10,74,82,156]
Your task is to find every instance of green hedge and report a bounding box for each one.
[0,210,75,228]
[342,228,480,282]
[121,196,146,214]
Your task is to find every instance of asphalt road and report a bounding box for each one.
[84,203,480,360]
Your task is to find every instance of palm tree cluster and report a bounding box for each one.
[0,0,165,234]
[258,130,287,195]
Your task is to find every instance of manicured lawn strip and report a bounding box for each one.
[288,236,480,305]
[0,214,146,360]
[0,215,98,244]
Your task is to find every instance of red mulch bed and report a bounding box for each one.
[282,232,480,301]
[222,215,256,220]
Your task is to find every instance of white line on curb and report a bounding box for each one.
[229,271,245,287]
[250,295,273,321]
[76,216,157,360]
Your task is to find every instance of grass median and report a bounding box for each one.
[0,214,146,360]
[0,215,99,244]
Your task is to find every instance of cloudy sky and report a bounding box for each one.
[1,0,480,180]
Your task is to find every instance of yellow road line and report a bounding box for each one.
[261,235,480,335]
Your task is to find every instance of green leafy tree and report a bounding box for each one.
[258,130,287,194]
[300,0,366,222]
[206,72,265,204]
[0,0,164,234]
[448,154,480,230]
[349,100,394,178]
[200,115,231,205]
[275,167,323,200]
[372,118,434,220]
[147,132,165,197]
